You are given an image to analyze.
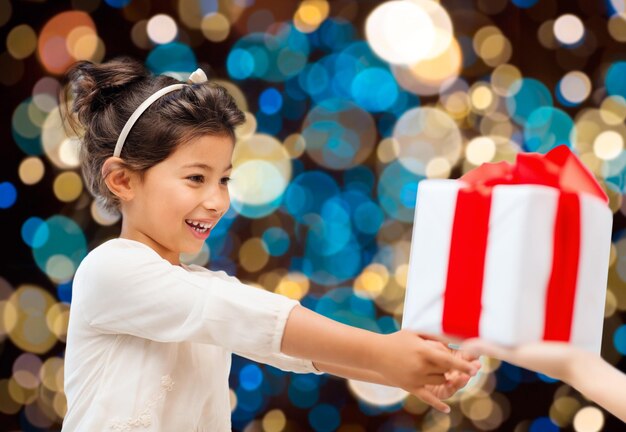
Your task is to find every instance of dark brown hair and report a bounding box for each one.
[62,57,245,213]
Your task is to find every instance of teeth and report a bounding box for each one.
[185,219,213,231]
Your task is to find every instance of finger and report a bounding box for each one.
[413,387,451,413]
[425,349,478,375]
[418,333,450,344]
[423,374,448,385]
[447,372,471,389]
[424,339,451,353]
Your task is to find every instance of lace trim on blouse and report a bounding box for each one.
[109,375,175,431]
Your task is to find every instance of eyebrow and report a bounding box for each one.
[182,163,232,171]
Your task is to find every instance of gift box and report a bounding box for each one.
[401,145,612,353]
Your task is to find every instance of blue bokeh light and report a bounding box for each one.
[309,403,341,432]
[21,216,47,247]
[614,324,626,354]
[259,88,283,114]
[0,182,17,209]
[239,364,263,391]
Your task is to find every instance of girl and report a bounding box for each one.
[462,339,626,422]
[61,58,479,431]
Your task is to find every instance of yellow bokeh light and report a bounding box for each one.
[470,84,495,112]
[262,409,287,432]
[46,302,70,341]
[8,376,37,405]
[466,136,497,165]
[294,0,329,33]
[0,379,22,415]
[394,107,463,176]
[376,138,400,164]
[229,388,237,412]
[7,285,58,354]
[18,157,45,185]
[178,0,205,29]
[66,26,98,60]
[393,37,463,96]
[600,96,626,125]
[394,263,408,288]
[425,157,452,179]
[608,13,626,42]
[0,300,19,336]
[239,238,269,273]
[131,20,151,50]
[201,13,230,42]
[284,133,306,159]
[550,396,581,427]
[491,64,522,97]
[53,171,83,202]
[38,11,96,75]
[480,34,512,67]
[573,406,604,432]
[354,263,389,298]
[275,273,309,300]
[53,392,68,418]
[40,357,64,392]
[42,107,82,169]
[7,24,37,59]
[442,91,470,119]
[90,198,121,226]
[235,112,257,140]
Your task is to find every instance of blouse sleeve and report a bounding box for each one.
[234,350,324,375]
[74,242,299,357]
[189,267,323,374]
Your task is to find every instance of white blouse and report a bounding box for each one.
[62,238,321,432]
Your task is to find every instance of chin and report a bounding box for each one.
[181,242,204,255]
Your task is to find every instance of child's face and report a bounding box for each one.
[122,134,234,265]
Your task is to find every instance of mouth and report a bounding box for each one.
[185,219,214,238]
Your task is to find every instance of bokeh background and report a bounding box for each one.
[1,0,626,430]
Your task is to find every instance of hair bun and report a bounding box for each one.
[66,57,150,127]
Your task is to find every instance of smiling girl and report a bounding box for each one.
[60,58,479,431]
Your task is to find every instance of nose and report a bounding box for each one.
[202,184,230,216]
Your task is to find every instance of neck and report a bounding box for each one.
[119,217,181,266]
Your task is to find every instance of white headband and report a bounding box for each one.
[112,68,209,158]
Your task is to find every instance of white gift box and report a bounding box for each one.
[401,179,612,353]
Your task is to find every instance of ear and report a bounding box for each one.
[102,157,137,202]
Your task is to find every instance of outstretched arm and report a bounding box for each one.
[282,305,479,412]
[462,339,626,422]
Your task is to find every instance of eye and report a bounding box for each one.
[187,175,205,184]
[220,176,232,185]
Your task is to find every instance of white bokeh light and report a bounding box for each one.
[553,14,584,45]
[347,379,408,406]
[366,0,436,65]
[147,14,178,44]
[559,71,591,104]
[594,130,624,161]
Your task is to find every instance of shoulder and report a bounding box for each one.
[75,238,166,284]
[183,264,242,284]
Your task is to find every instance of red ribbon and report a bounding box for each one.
[441,145,607,340]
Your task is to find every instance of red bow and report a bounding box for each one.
[460,145,608,203]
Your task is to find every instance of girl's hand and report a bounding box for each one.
[375,330,479,411]
[412,341,480,412]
